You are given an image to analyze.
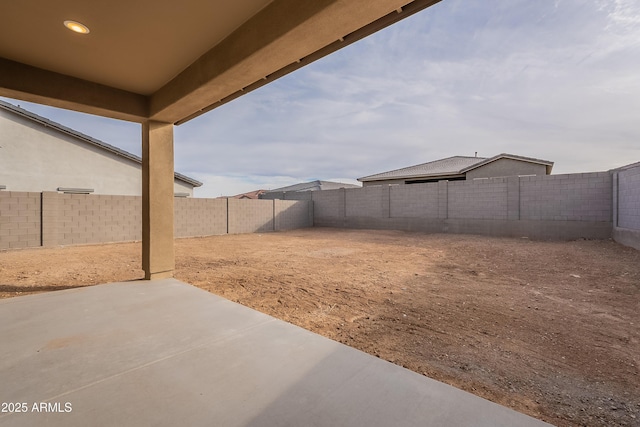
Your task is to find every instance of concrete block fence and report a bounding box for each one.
[41,192,142,247]
[0,192,312,250]
[0,192,40,249]
[267,169,639,247]
[612,162,640,250]
[175,197,227,238]
[2,165,639,251]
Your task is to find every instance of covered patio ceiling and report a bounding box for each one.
[1,0,443,280]
[0,0,441,125]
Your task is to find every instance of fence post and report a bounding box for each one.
[437,181,448,219]
[341,188,347,218]
[381,184,391,218]
[226,197,229,234]
[612,171,618,227]
[41,191,60,247]
[273,199,277,231]
[507,176,520,220]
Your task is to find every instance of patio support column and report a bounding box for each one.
[142,121,175,280]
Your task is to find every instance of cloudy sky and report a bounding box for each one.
[3,0,639,197]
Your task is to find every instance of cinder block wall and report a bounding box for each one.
[226,199,312,234]
[175,197,227,238]
[613,163,640,250]
[309,171,614,240]
[520,173,611,221]
[1,167,635,248]
[390,184,439,218]
[284,192,313,201]
[311,190,346,227]
[1,193,311,250]
[346,186,384,218]
[274,200,313,230]
[0,191,40,249]
[227,199,274,234]
[617,166,640,229]
[448,178,508,220]
[42,192,142,246]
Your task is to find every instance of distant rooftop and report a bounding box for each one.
[359,154,554,182]
[359,156,486,182]
[266,180,360,193]
[225,189,267,199]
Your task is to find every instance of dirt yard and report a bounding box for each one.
[1,228,638,426]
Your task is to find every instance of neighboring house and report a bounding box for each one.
[265,180,360,193]
[358,154,553,186]
[226,190,267,199]
[260,180,361,200]
[0,100,202,196]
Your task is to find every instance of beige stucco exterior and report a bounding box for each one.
[0,108,195,196]
[142,121,175,279]
[465,158,547,180]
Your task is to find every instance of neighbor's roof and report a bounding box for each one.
[358,153,554,182]
[358,156,487,182]
[0,100,202,187]
[227,189,267,199]
[267,180,360,193]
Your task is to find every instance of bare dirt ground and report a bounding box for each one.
[1,228,639,427]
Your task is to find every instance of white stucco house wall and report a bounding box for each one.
[0,100,202,196]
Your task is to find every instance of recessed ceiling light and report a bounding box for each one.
[64,20,90,34]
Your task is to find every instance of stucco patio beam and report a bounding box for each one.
[151,0,441,124]
[174,0,442,125]
[0,58,149,123]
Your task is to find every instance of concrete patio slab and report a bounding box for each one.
[0,279,552,426]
